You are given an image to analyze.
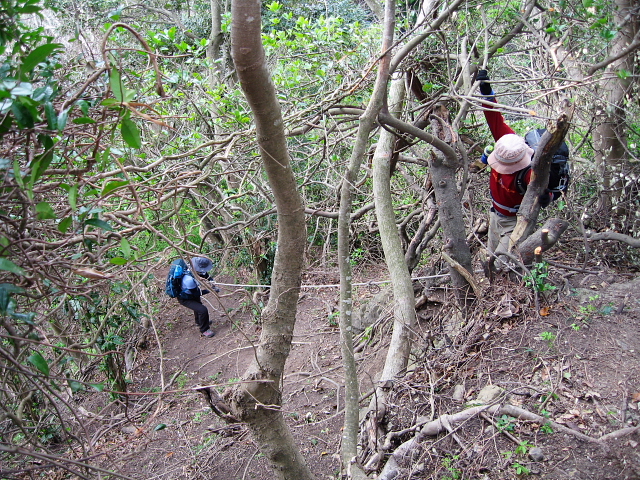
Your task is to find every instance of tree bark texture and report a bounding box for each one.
[373,75,417,392]
[229,1,311,479]
[427,106,474,300]
[516,218,570,266]
[593,0,638,213]
[510,102,574,249]
[336,0,394,475]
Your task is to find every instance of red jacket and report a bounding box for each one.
[483,103,532,216]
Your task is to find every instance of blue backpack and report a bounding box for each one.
[165,259,187,298]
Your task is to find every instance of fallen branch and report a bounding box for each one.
[376,404,500,480]
[598,425,640,442]
[442,251,481,296]
[584,231,640,248]
[499,404,599,444]
[375,401,640,480]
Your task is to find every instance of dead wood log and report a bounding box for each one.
[510,101,574,249]
[516,218,570,266]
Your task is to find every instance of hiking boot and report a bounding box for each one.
[201,329,215,338]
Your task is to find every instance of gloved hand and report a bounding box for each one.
[201,289,210,295]
[476,69,490,82]
[539,190,553,208]
[213,285,220,293]
[476,69,493,96]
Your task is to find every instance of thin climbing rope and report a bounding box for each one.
[214,274,450,290]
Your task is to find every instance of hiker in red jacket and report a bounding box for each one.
[476,70,552,259]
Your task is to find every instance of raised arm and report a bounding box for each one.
[477,69,514,141]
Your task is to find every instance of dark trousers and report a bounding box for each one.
[178,298,210,333]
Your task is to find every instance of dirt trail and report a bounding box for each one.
[100,268,640,480]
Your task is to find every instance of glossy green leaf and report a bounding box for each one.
[13,159,24,188]
[109,257,127,265]
[102,180,129,196]
[84,218,113,231]
[57,108,69,131]
[68,184,78,210]
[58,216,72,233]
[44,101,56,129]
[72,117,96,125]
[11,101,34,128]
[10,82,33,96]
[154,424,167,431]
[0,283,25,314]
[110,69,124,102]
[121,118,141,149]
[68,379,84,393]
[0,258,24,275]
[77,99,89,116]
[0,115,12,135]
[120,238,131,258]
[28,351,50,376]
[31,135,54,183]
[36,201,56,220]
[22,44,61,72]
[17,5,42,14]
[90,383,105,392]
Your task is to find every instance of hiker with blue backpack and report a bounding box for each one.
[166,257,220,338]
[476,69,570,260]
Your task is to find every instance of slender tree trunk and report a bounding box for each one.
[336,0,394,476]
[372,75,416,387]
[228,1,311,479]
[593,0,638,214]
[427,106,474,300]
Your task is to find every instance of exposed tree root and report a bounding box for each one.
[375,402,639,480]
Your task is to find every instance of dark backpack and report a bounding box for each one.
[517,128,570,199]
[165,258,187,298]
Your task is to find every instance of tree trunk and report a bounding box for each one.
[372,75,417,388]
[510,103,574,249]
[593,0,638,214]
[228,1,311,479]
[427,105,474,301]
[336,0,394,475]
[516,218,570,266]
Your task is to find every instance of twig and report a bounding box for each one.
[480,412,521,446]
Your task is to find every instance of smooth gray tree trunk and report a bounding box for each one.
[372,75,417,390]
[228,1,312,479]
[336,0,394,476]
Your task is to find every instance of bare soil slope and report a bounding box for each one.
[94,265,640,480]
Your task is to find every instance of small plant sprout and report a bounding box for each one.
[515,441,534,456]
[540,331,556,347]
[512,462,531,475]
[540,423,554,434]
[327,311,339,327]
[495,414,516,432]
[524,261,556,293]
[441,454,462,479]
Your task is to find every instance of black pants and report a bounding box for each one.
[178,297,210,333]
